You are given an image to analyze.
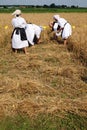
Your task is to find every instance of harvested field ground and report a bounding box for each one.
[0,13,87,129]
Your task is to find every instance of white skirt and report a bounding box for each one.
[62,23,72,39]
[25,24,35,45]
[12,30,28,49]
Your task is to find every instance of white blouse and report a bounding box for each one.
[12,16,27,28]
[58,18,67,28]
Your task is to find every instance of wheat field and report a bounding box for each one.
[0,13,87,119]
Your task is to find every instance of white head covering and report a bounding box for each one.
[53,15,60,21]
[12,9,21,16]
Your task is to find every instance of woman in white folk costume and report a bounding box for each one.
[26,23,42,46]
[11,9,29,54]
[52,15,72,45]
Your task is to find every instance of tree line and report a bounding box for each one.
[0,3,80,9]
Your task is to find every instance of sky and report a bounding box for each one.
[0,0,87,7]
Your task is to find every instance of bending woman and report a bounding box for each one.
[53,15,72,45]
[26,23,42,46]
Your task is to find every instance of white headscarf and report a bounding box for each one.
[53,15,60,21]
[12,9,21,16]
